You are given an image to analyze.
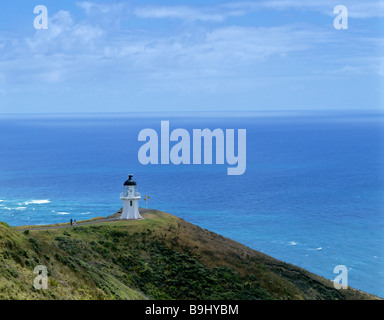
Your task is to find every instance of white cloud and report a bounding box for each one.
[26,10,104,55]
[76,1,127,16]
[227,0,384,18]
[134,5,243,22]
[327,56,384,76]
[0,1,381,92]
[136,1,384,23]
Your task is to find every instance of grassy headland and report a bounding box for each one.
[0,209,378,300]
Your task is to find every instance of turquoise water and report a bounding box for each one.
[0,111,383,297]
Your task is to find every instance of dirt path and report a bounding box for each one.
[16,208,151,232]
[16,217,120,232]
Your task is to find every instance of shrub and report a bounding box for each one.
[29,237,42,254]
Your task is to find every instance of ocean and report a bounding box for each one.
[0,111,383,298]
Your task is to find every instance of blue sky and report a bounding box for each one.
[0,0,383,113]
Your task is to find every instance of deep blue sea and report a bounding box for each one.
[0,111,383,298]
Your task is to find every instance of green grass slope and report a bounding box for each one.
[0,210,379,300]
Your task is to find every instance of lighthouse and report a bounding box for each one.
[120,175,143,220]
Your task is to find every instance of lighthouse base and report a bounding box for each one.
[120,199,143,220]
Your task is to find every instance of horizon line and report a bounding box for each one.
[0,108,383,116]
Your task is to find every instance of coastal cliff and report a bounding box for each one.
[0,209,378,300]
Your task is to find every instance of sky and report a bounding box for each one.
[0,0,383,113]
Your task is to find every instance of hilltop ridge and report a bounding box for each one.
[0,209,378,300]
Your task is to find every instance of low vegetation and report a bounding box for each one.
[0,210,378,300]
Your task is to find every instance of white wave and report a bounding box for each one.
[288,241,297,246]
[81,212,91,215]
[1,206,27,211]
[24,200,50,205]
[57,212,70,215]
[308,247,323,251]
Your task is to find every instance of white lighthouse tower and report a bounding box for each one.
[120,175,143,220]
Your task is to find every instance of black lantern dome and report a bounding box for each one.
[124,175,137,186]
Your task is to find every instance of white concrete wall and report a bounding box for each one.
[120,199,143,220]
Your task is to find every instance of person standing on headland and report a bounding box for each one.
[70,219,73,226]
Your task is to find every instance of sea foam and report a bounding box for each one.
[24,200,50,205]
[1,206,26,211]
